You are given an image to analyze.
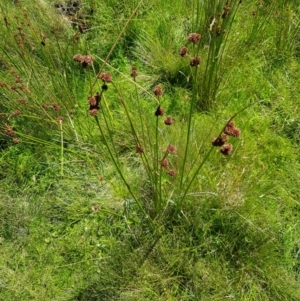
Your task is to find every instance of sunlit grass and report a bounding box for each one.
[0,0,300,300]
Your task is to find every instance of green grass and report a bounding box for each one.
[1,0,300,300]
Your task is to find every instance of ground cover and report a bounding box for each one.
[1,0,300,300]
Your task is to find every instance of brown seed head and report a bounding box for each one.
[5,126,15,137]
[220,143,233,155]
[167,144,177,154]
[227,120,235,127]
[136,145,144,154]
[88,96,97,106]
[212,134,228,146]
[224,120,241,137]
[98,72,112,83]
[11,110,21,117]
[130,66,138,78]
[89,108,99,116]
[155,105,165,117]
[179,46,188,57]
[83,55,93,66]
[231,127,241,137]
[18,98,27,105]
[190,56,201,67]
[89,93,100,111]
[73,54,83,62]
[73,54,93,68]
[188,33,201,44]
[15,76,21,83]
[92,204,100,212]
[153,85,163,96]
[52,102,60,111]
[168,169,176,177]
[57,116,63,123]
[160,158,169,169]
[164,116,173,125]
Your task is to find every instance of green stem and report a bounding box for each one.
[60,120,64,177]
[154,117,160,214]
[94,115,156,231]
[111,83,153,182]
[176,100,259,214]
[179,65,198,189]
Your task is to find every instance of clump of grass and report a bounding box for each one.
[1,1,300,301]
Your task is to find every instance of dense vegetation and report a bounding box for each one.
[1,0,300,300]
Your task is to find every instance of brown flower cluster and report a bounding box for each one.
[18,98,27,105]
[179,32,202,67]
[167,169,176,177]
[188,33,201,44]
[3,125,20,145]
[52,102,61,111]
[13,138,20,144]
[212,133,228,147]
[130,66,138,78]
[98,72,112,83]
[136,145,144,154]
[88,92,101,116]
[73,54,93,68]
[155,105,165,117]
[41,102,61,111]
[57,116,63,123]
[222,5,230,19]
[190,56,201,67]
[224,120,241,137]
[11,110,21,117]
[164,116,173,125]
[153,85,163,97]
[160,144,177,177]
[212,120,241,155]
[220,143,233,155]
[167,144,177,154]
[5,126,15,137]
[160,158,169,169]
[179,46,188,57]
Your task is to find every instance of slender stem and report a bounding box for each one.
[179,65,198,189]
[176,100,259,214]
[60,120,64,177]
[134,81,147,149]
[154,117,159,214]
[111,82,153,180]
[95,116,144,211]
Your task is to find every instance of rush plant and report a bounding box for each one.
[82,1,252,236]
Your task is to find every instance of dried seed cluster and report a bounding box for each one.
[98,72,112,83]
[130,66,138,78]
[179,32,202,67]
[73,54,93,68]
[212,120,241,155]
[159,144,177,177]
[88,92,101,116]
